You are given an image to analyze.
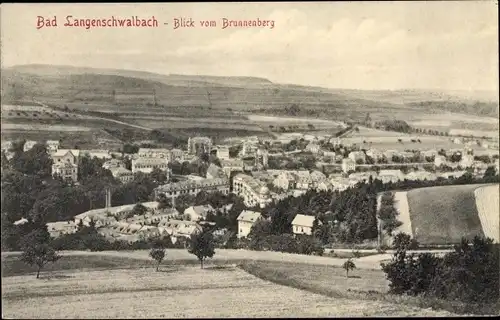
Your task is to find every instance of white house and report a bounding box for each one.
[51,149,80,182]
[291,214,316,236]
[236,210,262,239]
[341,158,356,173]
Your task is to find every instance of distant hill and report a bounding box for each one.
[1,64,498,119]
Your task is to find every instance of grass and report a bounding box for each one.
[239,260,499,316]
[406,184,490,245]
[2,253,459,318]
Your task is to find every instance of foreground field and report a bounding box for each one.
[2,254,457,318]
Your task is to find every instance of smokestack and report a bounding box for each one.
[105,188,112,208]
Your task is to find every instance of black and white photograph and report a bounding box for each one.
[1,2,499,318]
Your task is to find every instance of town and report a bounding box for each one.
[3,125,499,247]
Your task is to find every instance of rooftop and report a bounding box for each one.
[237,210,262,222]
[292,214,316,227]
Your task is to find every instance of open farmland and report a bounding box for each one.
[1,252,457,318]
[404,184,498,245]
[340,126,471,152]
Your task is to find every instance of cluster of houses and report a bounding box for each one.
[26,200,229,244]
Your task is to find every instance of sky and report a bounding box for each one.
[1,2,498,91]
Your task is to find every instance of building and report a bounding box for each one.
[103,159,126,170]
[220,159,244,177]
[46,221,78,238]
[348,151,366,163]
[188,137,212,155]
[23,140,38,152]
[155,177,230,201]
[51,149,80,182]
[74,201,160,226]
[206,163,227,179]
[291,214,316,236]
[316,180,333,191]
[131,157,169,174]
[170,149,184,162]
[348,171,378,183]
[405,171,438,181]
[273,171,297,191]
[45,140,60,153]
[233,174,272,208]
[1,141,12,152]
[305,142,321,154]
[366,149,384,161]
[341,158,356,173]
[52,161,78,182]
[184,205,215,221]
[240,141,258,158]
[158,219,203,244]
[138,148,172,162]
[217,146,230,160]
[378,169,404,183]
[110,167,134,183]
[236,210,262,239]
[81,149,112,160]
[460,154,474,168]
[330,177,355,191]
[255,148,269,168]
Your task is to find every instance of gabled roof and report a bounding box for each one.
[53,149,80,158]
[237,210,261,222]
[185,205,214,216]
[292,214,315,227]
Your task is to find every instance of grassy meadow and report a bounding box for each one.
[1,251,461,318]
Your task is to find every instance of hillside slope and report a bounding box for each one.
[2,64,498,118]
[404,184,497,245]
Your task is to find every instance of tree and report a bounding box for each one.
[149,247,166,271]
[392,232,419,251]
[19,228,61,279]
[188,229,215,268]
[343,258,356,278]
